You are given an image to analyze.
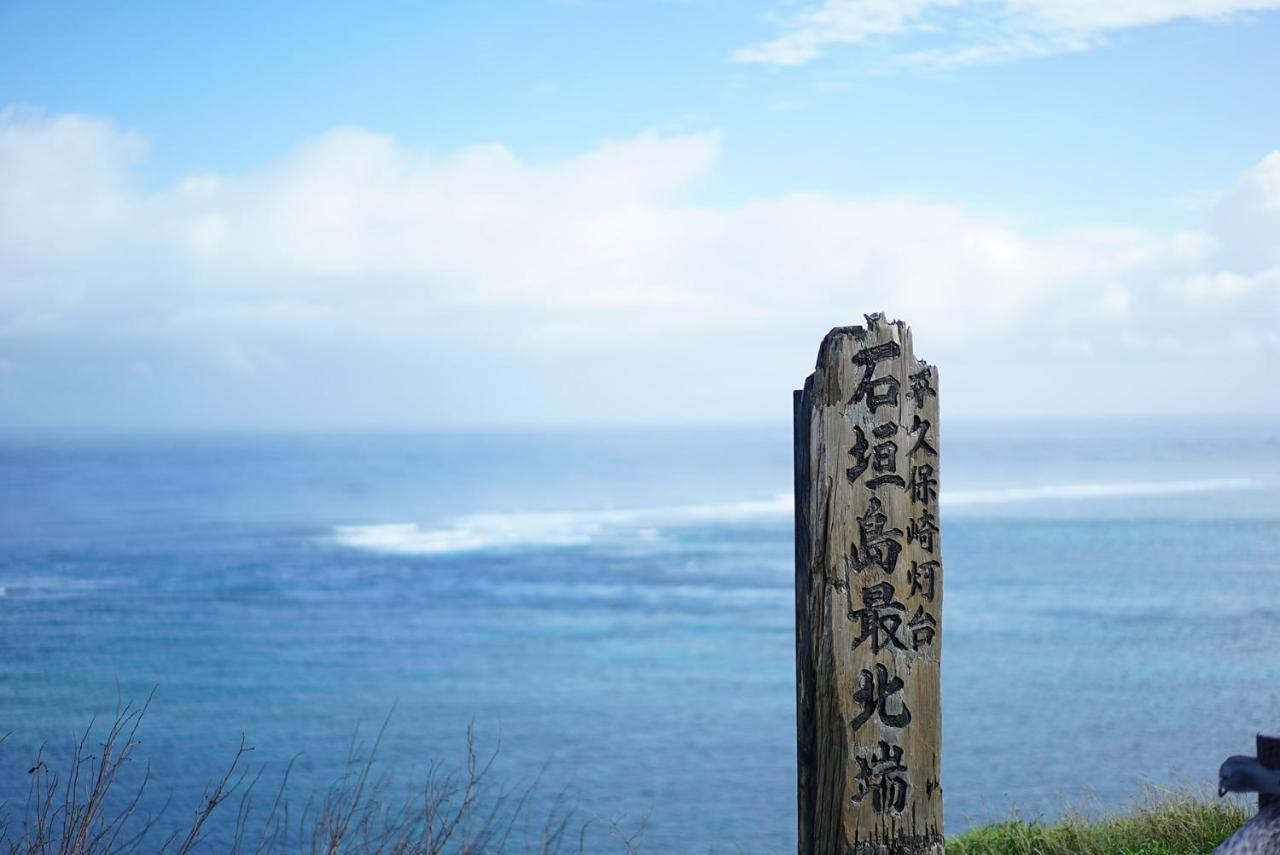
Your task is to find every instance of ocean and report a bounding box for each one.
[1,419,1278,852]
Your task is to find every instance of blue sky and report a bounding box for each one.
[1,1,1278,428]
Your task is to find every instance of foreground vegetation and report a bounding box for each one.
[949,788,1251,855]
[1,694,1253,853]
[0,693,643,854]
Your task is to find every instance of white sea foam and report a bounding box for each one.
[943,477,1255,506]
[332,495,792,555]
[332,478,1257,555]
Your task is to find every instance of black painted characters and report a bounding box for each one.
[837,326,942,821]
[851,742,912,815]
[850,664,912,732]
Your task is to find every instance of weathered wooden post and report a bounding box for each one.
[794,313,943,854]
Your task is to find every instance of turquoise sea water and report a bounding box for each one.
[2,420,1278,851]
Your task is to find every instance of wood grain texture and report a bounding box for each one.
[795,314,944,855]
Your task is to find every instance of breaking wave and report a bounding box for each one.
[332,478,1256,555]
[943,477,1255,506]
[332,495,792,556]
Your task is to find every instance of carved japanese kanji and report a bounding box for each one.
[795,314,943,854]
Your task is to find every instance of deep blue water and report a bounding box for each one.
[1,420,1278,852]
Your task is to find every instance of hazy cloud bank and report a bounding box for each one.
[734,0,1280,66]
[0,107,1276,428]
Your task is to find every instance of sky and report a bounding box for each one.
[1,0,1278,430]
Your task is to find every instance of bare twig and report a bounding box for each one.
[1,698,648,854]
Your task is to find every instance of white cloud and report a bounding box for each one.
[1208,150,1280,274]
[734,0,1280,67]
[0,108,1277,428]
[0,107,149,281]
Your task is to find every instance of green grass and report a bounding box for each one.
[949,789,1252,855]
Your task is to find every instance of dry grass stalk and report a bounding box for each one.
[0,697,645,854]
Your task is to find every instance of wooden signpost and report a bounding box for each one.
[794,313,944,854]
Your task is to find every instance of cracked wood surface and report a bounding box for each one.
[795,314,944,855]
